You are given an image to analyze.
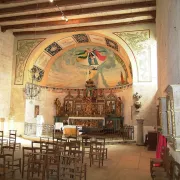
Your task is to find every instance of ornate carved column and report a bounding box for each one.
[166,85,180,151]
[136,119,144,145]
[158,97,168,136]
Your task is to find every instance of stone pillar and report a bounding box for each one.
[136,119,144,146]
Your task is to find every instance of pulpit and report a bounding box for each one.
[36,115,44,137]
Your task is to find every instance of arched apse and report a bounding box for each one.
[24,33,135,89]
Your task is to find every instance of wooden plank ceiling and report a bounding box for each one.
[0,0,156,36]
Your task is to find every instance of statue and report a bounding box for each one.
[54,98,61,116]
[109,101,113,114]
[85,79,96,98]
[116,97,122,116]
[65,101,72,114]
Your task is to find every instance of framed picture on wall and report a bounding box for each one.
[34,105,39,118]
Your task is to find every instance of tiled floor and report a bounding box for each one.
[4,138,155,180]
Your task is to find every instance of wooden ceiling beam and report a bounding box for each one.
[0,0,35,4]
[13,18,155,36]
[0,0,126,15]
[1,11,156,32]
[0,1,156,23]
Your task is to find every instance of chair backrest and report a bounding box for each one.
[59,155,79,178]
[40,136,50,142]
[56,137,67,143]
[96,137,106,146]
[69,150,84,163]
[27,152,46,180]
[9,130,17,148]
[70,140,81,150]
[0,131,3,152]
[90,141,104,154]
[67,136,77,142]
[82,136,91,146]
[31,140,41,148]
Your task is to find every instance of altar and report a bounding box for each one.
[68,117,105,128]
[53,79,124,131]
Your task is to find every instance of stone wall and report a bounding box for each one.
[0,30,14,133]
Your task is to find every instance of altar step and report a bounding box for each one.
[22,135,136,145]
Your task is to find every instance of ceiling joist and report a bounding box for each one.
[13,19,155,36]
[0,1,156,23]
[1,11,156,32]
[0,0,132,15]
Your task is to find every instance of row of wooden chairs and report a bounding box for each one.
[0,130,21,152]
[23,140,87,180]
[39,135,108,160]
[150,147,180,180]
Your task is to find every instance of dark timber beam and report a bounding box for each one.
[1,11,156,32]
[13,18,155,36]
[0,0,128,15]
[0,0,35,3]
[0,1,156,23]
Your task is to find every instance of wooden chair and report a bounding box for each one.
[0,154,14,180]
[59,155,78,180]
[27,153,46,180]
[152,149,172,179]
[96,137,108,159]
[150,146,167,176]
[0,131,8,153]
[46,153,60,180]
[69,150,84,163]
[9,130,21,150]
[82,136,91,156]
[89,141,104,168]
[22,147,40,178]
[2,146,21,175]
[69,151,86,180]
[70,140,81,151]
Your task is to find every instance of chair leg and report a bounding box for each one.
[84,164,86,180]
[22,161,24,178]
[90,155,92,167]
[19,159,21,173]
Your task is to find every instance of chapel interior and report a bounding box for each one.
[0,0,180,179]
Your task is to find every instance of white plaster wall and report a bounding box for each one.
[0,30,14,134]
[157,0,180,96]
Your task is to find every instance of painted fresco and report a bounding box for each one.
[47,45,132,88]
[114,30,151,82]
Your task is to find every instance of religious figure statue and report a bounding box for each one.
[109,101,113,114]
[85,79,96,98]
[116,97,123,116]
[54,98,61,116]
[65,101,72,114]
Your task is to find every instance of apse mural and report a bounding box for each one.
[47,45,132,88]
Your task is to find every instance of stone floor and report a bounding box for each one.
[3,138,155,180]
